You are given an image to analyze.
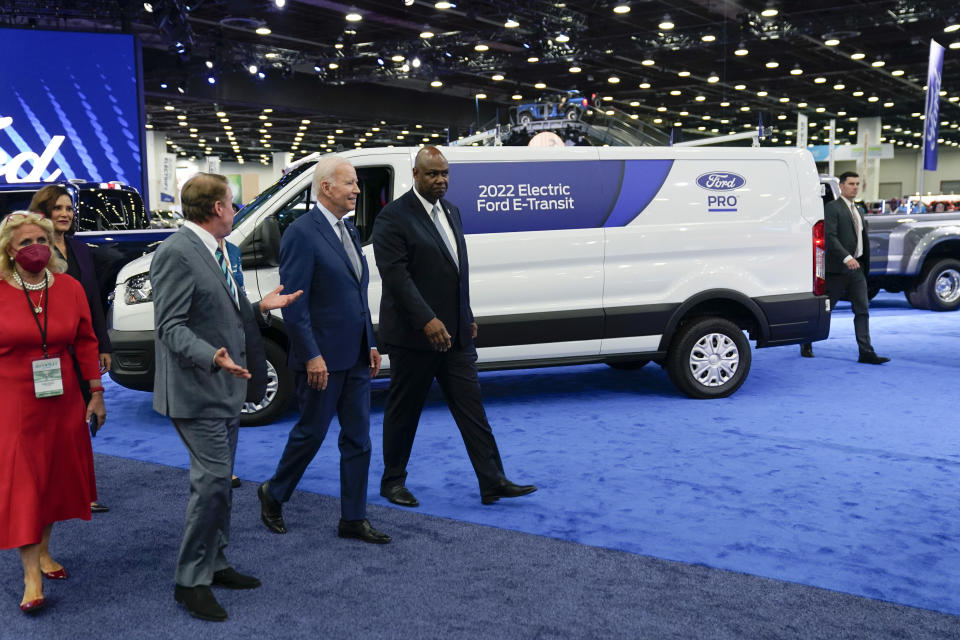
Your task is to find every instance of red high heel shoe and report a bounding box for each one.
[42,568,67,580]
[20,596,45,614]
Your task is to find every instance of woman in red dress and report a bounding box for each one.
[0,212,106,614]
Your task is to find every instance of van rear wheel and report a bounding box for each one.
[666,317,751,399]
[240,338,293,426]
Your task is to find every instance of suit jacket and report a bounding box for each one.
[226,240,268,402]
[824,198,870,275]
[372,189,474,352]
[65,235,111,353]
[151,227,266,418]
[279,205,376,372]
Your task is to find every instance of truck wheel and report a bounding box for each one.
[666,317,751,399]
[565,108,580,121]
[518,112,533,125]
[240,338,293,426]
[913,259,960,311]
[607,359,649,370]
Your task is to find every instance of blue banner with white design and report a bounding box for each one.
[924,40,945,171]
[446,160,673,233]
[0,28,144,193]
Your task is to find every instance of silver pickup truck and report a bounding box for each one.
[866,211,960,311]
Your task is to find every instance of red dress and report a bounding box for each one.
[0,273,99,549]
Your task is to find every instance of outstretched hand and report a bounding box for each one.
[259,285,304,312]
[214,347,251,379]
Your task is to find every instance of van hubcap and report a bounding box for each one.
[934,269,960,303]
[689,333,739,387]
[241,360,278,415]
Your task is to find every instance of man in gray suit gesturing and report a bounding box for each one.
[151,173,301,621]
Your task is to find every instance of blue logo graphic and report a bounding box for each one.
[696,172,745,191]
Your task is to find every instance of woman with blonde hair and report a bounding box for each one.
[0,211,106,614]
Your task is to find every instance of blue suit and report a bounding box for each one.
[265,205,376,520]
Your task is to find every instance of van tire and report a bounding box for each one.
[240,338,293,426]
[908,258,960,311]
[666,317,751,399]
[607,359,649,370]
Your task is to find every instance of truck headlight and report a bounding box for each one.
[124,274,153,304]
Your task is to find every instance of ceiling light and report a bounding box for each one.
[868,95,879,102]
[833,83,845,90]
[603,96,613,102]
[275,0,285,6]
[779,97,789,103]
[412,57,421,68]
[734,45,749,56]
[504,18,519,28]
[852,89,864,96]
[790,66,803,75]
[474,43,488,52]
[823,38,840,46]
[613,3,630,14]
[944,24,960,33]
[884,101,895,107]
[475,92,487,99]
[851,52,865,60]
[143,2,153,12]
[761,7,778,18]
[265,52,278,59]
[556,34,570,43]
[420,30,434,38]
[430,79,443,87]
[641,58,655,66]
[639,82,651,89]
[871,60,886,67]
[512,93,522,100]
[815,107,825,113]
[527,56,539,63]
[491,73,504,81]
[814,77,826,83]
[658,16,675,30]
[702,34,716,42]
[391,54,405,62]
[797,102,807,108]
[757,90,768,97]
[734,84,746,90]
[765,60,779,68]
[678,70,690,77]
[720,101,730,107]
[608,76,620,84]
[255,27,271,35]
[248,64,258,74]
[534,82,546,89]
[707,74,719,83]
[329,62,339,69]
[345,12,362,22]
[950,42,960,50]
[435,1,452,8]
[629,101,640,107]
[205,60,213,69]
[656,106,666,112]
[695,95,706,101]
[568,65,581,73]
[669,90,681,96]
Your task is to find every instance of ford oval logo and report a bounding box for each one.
[696,172,746,191]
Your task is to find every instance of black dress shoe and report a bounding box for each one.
[380,485,419,507]
[338,519,391,544]
[257,482,286,534]
[800,344,814,358]
[174,585,227,622]
[212,567,261,590]
[858,352,891,364]
[231,476,241,488]
[481,480,538,505]
[90,501,109,513]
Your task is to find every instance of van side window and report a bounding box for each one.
[352,166,393,244]
[239,186,311,269]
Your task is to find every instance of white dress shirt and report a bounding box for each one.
[413,187,459,262]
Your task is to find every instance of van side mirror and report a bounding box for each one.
[240,216,281,268]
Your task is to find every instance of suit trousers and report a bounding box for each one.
[381,345,505,493]
[826,266,875,356]
[172,416,239,587]
[267,352,372,521]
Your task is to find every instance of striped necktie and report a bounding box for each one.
[214,244,239,307]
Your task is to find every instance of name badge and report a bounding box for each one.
[33,357,64,398]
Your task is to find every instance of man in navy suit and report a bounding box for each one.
[800,171,889,364]
[373,146,536,507]
[258,155,390,544]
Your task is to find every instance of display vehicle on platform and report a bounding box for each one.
[109,146,830,425]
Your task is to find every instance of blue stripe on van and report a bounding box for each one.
[601,159,673,228]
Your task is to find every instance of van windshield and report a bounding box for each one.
[232,162,316,230]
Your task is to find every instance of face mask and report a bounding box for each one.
[14,243,51,273]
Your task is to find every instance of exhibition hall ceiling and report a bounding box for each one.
[3,0,959,165]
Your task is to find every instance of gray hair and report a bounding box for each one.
[312,154,351,200]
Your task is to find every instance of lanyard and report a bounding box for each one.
[20,275,50,358]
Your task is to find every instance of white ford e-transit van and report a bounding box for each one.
[110,146,830,424]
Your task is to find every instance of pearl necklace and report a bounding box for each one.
[12,268,51,292]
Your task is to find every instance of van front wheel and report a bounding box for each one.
[240,338,294,426]
[666,317,751,399]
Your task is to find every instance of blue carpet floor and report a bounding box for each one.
[86,291,960,616]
